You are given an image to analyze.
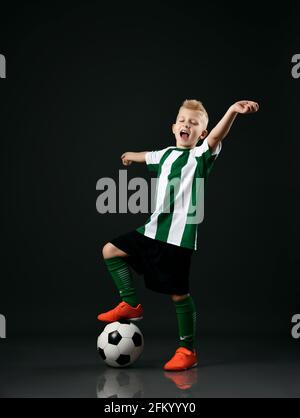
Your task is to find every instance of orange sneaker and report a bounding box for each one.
[97,301,144,323]
[163,347,198,372]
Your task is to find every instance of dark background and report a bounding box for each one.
[0,1,299,340]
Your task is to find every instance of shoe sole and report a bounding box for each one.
[97,316,143,323]
[127,316,143,322]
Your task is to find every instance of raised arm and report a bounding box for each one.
[121,152,148,166]
[206,100,259,151]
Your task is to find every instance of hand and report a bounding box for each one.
[230,101,259,114]
[121,152,133,166]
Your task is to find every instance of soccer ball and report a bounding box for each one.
[96,369,144,398]
[97,320,144,368]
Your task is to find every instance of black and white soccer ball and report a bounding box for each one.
[97,320,144,368]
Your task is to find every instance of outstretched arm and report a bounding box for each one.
[121,152,148,166]
[206,100,259,151]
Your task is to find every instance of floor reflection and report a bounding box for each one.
[96,369,144,398]
[164,368,198,391]
[96,366,199,398]
[163,368,198,398]
[1,337,300,398]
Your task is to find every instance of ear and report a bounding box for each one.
[199,129,208,140]
[172,124,176,135]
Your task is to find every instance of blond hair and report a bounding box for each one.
[181,99,209,127]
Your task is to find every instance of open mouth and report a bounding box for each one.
[180,130,190,141]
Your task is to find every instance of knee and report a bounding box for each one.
[102,243,116,260]
[171,294,190,303]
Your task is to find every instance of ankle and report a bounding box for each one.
[179,343,195,352]
[122,299,139,308]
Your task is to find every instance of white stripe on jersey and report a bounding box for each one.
[166,151,198,247]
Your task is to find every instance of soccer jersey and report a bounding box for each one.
[136,138,222,251]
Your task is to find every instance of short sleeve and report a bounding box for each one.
[195,138,222,178]
[195,138,222,158]
[145,147,173,173]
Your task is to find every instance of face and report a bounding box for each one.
[172,108,208,149]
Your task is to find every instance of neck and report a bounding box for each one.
[176,144,195,150]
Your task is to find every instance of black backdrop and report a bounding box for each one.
[0,1,299,339]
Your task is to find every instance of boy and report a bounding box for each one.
[97,99,259,371]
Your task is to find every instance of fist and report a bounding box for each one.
[231,101,259,114]
[121,153,132,166]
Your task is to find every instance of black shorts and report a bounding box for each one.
[110,230,194,295]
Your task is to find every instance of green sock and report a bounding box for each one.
[174,296,196,351]
[104,257,139,307]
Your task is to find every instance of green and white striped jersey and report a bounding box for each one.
[136,138,222,251]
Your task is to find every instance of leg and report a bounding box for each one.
[171,294,190,303]
[102,242,129,260]
[171,293,196,351]
[99,242,140,312]
[163,293,197,371]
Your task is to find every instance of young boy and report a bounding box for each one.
[97,99,259,371]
